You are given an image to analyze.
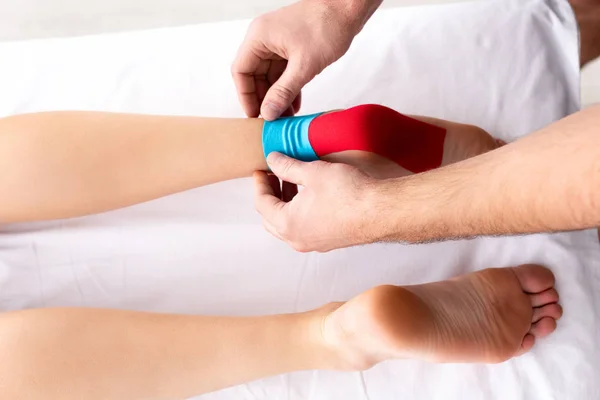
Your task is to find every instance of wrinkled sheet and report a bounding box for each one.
[1,0,597,399]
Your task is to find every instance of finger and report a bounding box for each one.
[232,67,260,118]
[281,181,299,202]
[267,173,282,199]
[280,105,296,117]
[267,59,288,86]
[268,60,296,117]
[266,152,312,185]
[232,44,272,118]
[281,93,302,117]
[291,91,302,114]
[267,60,300,117]
[261,57,314,121]
[253,170,286,221]
[255,75,270,113]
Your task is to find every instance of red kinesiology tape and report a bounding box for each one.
[308,104,447,174]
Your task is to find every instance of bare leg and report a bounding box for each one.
[0,111,497,223]
[0,112,267,222]
[324,117,501,179]
[0,265,560,399]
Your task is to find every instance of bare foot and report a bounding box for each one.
[323,118,503,179]
[320,265,561,369]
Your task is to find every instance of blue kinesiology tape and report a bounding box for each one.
[262,112,324,162]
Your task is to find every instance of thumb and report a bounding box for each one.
[261,58,314,121]
[267,152,312,185]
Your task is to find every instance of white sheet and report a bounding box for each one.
[0,0,597,399]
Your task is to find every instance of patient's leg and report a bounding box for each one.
[0,108,497,223]
[265,104,501,179]
[316,107,502,179]
[0,265,560,399]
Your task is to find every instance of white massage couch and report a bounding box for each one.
[0,0,599,398]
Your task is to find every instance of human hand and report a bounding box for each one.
[232,0,369,120]
[253,152,378,252]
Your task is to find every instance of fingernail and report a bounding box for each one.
[263,103,281,121]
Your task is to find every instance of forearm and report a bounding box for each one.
[0,112,267,222]
[373,105,600,242]
[0,307,331,399]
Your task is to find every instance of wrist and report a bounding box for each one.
[311,0,382,35]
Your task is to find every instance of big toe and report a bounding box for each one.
[512,264,556,294]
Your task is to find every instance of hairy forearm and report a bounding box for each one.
[0,308,330,399]
[373,105,600,242]
[0,112,267,223]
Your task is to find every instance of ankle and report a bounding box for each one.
[317,301,381,371]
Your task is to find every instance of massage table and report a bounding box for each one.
[0,0,598,398]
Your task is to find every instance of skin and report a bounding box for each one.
[0,110,493,223]
[254,105,600,252]
[232,0,600,117]
[231,0,382,120]
[238,0,600,250]
[0,266,560,399]
[0,110,561,398]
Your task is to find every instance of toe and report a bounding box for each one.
[512,265,555,294]
[514,333,536,357]
[529,317,557,338]
[530,288,559,307]
[532,303,563,323]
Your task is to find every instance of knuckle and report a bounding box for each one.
[310,159,329,173]
[292,242,310,253]
[262,221,274,233]
[230,62,239,77]
[248,17,266,35]
[277,221,291,238]
[319,160,350,177]
[230,56,241,73]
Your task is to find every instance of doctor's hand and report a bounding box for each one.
[232,0,381,121]
[253,152,379,252]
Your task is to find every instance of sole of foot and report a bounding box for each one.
[321,264,562,369]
